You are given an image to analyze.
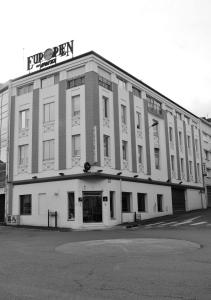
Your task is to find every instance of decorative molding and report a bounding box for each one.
[104,156,111,167]
[42,160,54,171]
[123,159,129,170]
[18,164,28,174]
[103,117,110,128]
[137,129,143,139]
[43,121,55,133]
[72,156,81,167]
[138,163,144,173]
[18,128,29,138]
[122,123,128,134]
[72,115,80,127]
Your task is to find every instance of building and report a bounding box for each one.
[0,51,207,229]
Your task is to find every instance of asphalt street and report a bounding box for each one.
[0,210,211,300]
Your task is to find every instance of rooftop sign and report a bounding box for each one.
[27,40,74,71]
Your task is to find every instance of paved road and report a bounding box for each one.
[0,211,211,299]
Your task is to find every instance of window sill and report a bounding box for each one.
[67,218,75,221]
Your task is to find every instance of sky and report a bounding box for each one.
[0,0,211,118]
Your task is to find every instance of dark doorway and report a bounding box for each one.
[172,188,186,213]
[83,191,102,223]
[0,194,5,223]
[207,186,211,208]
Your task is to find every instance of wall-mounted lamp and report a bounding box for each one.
[97,169,103,173]
[59,172,64,176]
[117,172,122,176]
[150,120,159,128]
[134,175,139,178]
[32,176,37,179]
[148,177,152,181]
[179,181,183,184]
[166,179,170,183]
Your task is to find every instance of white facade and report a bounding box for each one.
[1,51,206,228]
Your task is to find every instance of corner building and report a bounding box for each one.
[7,51,205,229]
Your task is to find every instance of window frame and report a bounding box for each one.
[72,134,81,157]
[157,194,163,212]
[137,193,146,212]
[43,102,55,123]
[43,139,54,161]
[67,192,75,220]
[20,194,32,215]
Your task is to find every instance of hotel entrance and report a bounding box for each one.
[83,191,102,223]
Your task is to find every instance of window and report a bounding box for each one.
[110,191,115,219]
[122,192,131,212]
[157,194,163,212]
[153,120,159,137]
[67,76,85,89]
[98,76,112,91]
[184,116,190,125]
[146,95,162,115]
[19,144,28,165]
[189,161,193,176]
[103,96,109,118]
[122,140,128,160]
[19,109,29,129]
[68,192,75,219]
[121,105,127,124]
[181,158,184,174]
[118,77,126,89]
[20,194,32,215]
[197,163,200,181]
[171,155,175,172]
[176,112,182,120]
[43,140,54,161]
[154,148,160,169]
[72,95,80,117]
[136,112,141,129]
[137,193,146,212]
[43,102,54,123]
[132,87,141,98]
[104,135,110,157]
[195,139,198,153]
[41,75,54,88]
[205,150,209,161]
[187,136,191,149]
[179,131,182,148]
[17,83,33,96]
[138,145,143,164]
[169,127,173,142]
[72,135,80,156]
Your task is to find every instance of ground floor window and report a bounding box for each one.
[110,191,115,219]
[68,192,75,219]
[137,193,146,212]
[20,194,32,215]
[157,194,163,212]
[122,192,131,212]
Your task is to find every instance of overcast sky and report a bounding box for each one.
[1,0,211,118]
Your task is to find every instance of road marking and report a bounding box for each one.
[157,221,178,227]
[190,221,208,226]
[171,216,202,227]
[145,222,165,227]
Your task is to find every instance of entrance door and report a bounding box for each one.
[172,188,186,213]
[83,192,102,223]
[0,194,5,223]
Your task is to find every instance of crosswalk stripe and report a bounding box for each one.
[171,217,202,227]
[145,222,165,227]
[157,221,178,227]
[190,221,208,226]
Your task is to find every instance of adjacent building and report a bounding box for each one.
[0,51,208,228]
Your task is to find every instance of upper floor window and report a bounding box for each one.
[132,87,141,98]
[72,95,80,117]
[122,140,128,160]
[43,139,54,161]
[181,158,184,174]
[98,76,112,91]
[197,163,200,181]
[41,76,53,88]
[187,135,191,149]
[72,134,80,157]
[171,155,175,172]
[67,76,85,89]
[184,116,190,125]
[103,96,109,118]
[18,144,28,165]
[205,150,209,161]
[117,77,127,89]
[136,112,142,129]
[169,127,173,142]
[189,161,193,176]
[195,139,199,153]
[43,102,54,123]
[176,112,182,120]
[154,148,160,169]
[121,105,127,125]
[138,145,143,164]
[146,95,162,115]
[104,135,110,157]
[19,109,29,130]
[179,131,183,148]
[17,83,33,96]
